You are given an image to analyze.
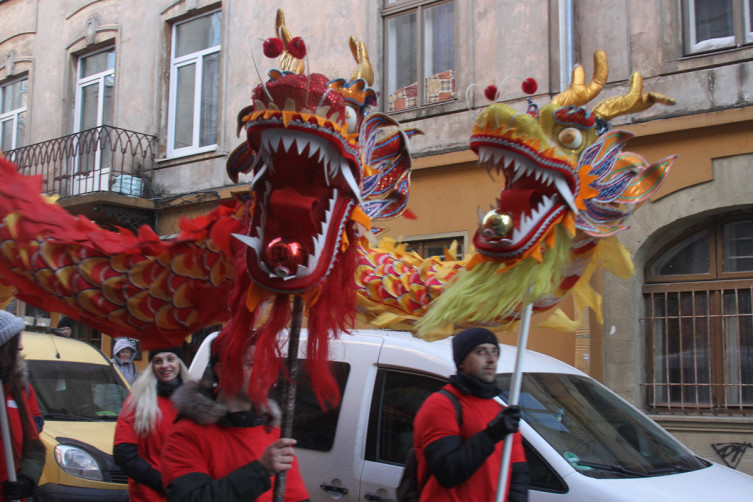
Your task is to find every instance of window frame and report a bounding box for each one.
[74,47,115,134]
[683,0,753,54]
[166,9,222,159]
[73,47,116,178]
[401,231,467,260]
[646,217,753,282]
[0,76,28,151]
[365,367,445,465]
[643,215,753,414]
[382,0,457,113]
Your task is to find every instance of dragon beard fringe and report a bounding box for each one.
[216,224,359,410]
[415,226,574,340]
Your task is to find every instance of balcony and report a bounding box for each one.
[4,126,157,230]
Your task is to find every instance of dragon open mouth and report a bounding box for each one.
[472,141,578,258]
[235,111,360,293]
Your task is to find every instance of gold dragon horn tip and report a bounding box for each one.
[275,9,285,32]
[349,36,374,87]
[274,9,305,75]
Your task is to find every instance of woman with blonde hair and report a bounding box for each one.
[114,347,189,501]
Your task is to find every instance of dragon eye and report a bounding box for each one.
[557,127,583,149]
[344,106,358,134]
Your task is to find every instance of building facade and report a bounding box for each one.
[1,0,752,472]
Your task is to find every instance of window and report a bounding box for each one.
[497,373,707,479]
[384,0,455,112]
[27,360,129,420]
[365,369,445,465]
[167,10,221,157]
[404,235,464,260]
[684,0,753,53]
[269,361,350,451]
[643,217,753,413]
[0,77,27,151]
[73,48,115,193]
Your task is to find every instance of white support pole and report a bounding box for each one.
[0,384,19,502]
[495,301,534,502]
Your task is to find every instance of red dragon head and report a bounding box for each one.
[227,36,378,295]
[222,14,417,405]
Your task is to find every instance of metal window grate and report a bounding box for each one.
[643,280,753,413]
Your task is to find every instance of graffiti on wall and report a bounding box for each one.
[712,442,752,469]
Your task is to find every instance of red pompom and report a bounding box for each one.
[484,85,498,101]
[521,78,538,95]
[402,208,417,220]
[263,38,283,58]
[288,37,307,59]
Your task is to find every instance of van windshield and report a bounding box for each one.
[27,360,129,421]
[498,373,708,479]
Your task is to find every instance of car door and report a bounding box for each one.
[360,368,446,501]
[283,335,385,501]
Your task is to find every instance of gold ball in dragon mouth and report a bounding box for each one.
[481,210,513,238]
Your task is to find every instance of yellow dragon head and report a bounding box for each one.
[415,51,677,337]
[469,50,676,267]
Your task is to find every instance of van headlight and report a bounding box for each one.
[54,445,104,481]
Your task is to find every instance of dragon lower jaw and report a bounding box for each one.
[233,188,340,280]
[470,144,583,258]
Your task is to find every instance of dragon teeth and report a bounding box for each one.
[231,233,262,253]
[341,162,362,204]
[250,161,266,192]
[554,176,578,215]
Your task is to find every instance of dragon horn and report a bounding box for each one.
[349,36,374,87]
[275,8,305,74]
[593,71,676,121]
[552,50,608,107]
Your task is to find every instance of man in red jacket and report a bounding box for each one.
[412,327,529,501]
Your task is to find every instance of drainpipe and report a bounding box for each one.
[558,0,574,90]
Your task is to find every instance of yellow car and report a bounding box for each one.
[21,332,130,501]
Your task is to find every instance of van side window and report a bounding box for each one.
[522,440,568,493]
[365,369,445,465]
[269,361,350,452]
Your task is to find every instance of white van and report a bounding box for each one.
[189,330,753,501]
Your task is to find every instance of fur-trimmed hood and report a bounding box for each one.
[112,338,136,363]
[172,381,281,428]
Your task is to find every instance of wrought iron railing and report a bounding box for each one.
[4,125,157,198]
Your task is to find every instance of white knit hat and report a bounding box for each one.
[0,311,25,347]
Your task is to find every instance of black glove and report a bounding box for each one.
[3,475,34,499]
[486,405,521,442]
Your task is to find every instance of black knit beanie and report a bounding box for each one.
[452,327,499,368]
[57,316,74,329]
[149,346,184,362]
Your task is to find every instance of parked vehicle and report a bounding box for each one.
[21,331,130,501]
[190,330,753,501]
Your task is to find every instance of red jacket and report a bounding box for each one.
[413,384,526,502]
[160,382,309,502]
[0,385,43,502]
[114,394,178,501]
